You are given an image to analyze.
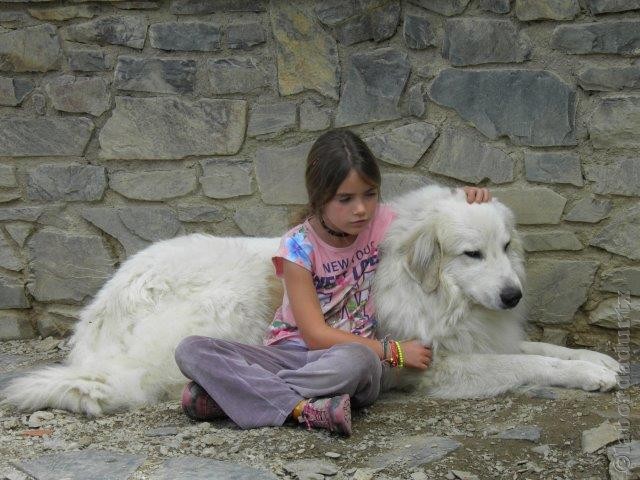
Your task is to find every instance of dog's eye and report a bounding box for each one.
[464,250,483,259]
[504,241,511,252]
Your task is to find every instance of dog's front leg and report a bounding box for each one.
[519,341,621,373]
[418,353,618,399]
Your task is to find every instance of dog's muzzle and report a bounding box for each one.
[500,286,522,309]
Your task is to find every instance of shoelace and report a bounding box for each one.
[301,401,332,431]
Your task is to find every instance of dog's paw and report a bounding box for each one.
[566,361,619,392]
[569,349,621,373]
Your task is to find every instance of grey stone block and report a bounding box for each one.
[493,187,566,224]
[589,96,640,149]
[600,268,640,296]
[430,69,576,146]
[522,231,582,252]
[0,275,28,309]
[0,117,94,157]
[407,82,427,117]
[176,206,225,223]
[37,305,79,337]
[234,205,290,237]
[368,434,462,468]
[590,204,640,260]
[28,5,95,21]
[585,158,640,196]
[151,456,277,480]
[227,22,266,49]
[429,129,514,183]
[6,223,33,247]
[403,14,436,50]
[27,164,106,202]
[109,170,197,201]
[247,102,297,137]
[408,0,471,15]
[366,122,438,168]
[564,196,612,223]
[45,75,110,116]
[515,0,579,20]
[254,143,311,205]
[0,24,61,72]
[0,312,35,339]
[114,56,196,94]
[207,57,269,94]
[63,16,147,49]
[586,0,640,14]
[479,0,511,13]
[81,207,148,257]
[0,76,34,106]
[525,260,599,324]
[0,207,43,222]
[0,235,22,271]
[118,207,182,242]
[16,450,146,480]
[99,96,246,159]
[577,66,640,91]
[200,160,253,199]
[335,48,410,127]
[0,165,16,188]
[588,297,639,330]
[381,172,433,201]
[170,0,266,14]
[65,47,113,72]
[27,230,115,303]
[333,1,401,45]
[524,151,583,187]
[149,21,221,51]
[299,100,330,132]
[443,18,531,66]
[315,1,355,26]
[271,2,340,100]
[551,21,640,56]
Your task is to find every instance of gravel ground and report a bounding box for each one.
[0,338,638,480]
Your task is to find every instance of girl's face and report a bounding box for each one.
[322,169,379,236]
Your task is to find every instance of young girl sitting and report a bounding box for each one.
[174,129,491,436]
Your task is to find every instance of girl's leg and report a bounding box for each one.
[277,342,384,408]
[174,336,309,429]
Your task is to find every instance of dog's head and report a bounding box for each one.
[392,186,525,311]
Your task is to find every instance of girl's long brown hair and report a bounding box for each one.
[292,129,381,225]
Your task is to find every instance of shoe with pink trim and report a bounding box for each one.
[298,394,352,436]
[181,381,226,421]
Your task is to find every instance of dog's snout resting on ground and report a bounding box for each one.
[2,185,621,416]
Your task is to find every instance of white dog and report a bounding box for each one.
[2,186,620,416]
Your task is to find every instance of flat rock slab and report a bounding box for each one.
[565,196,612,223]
[149,456,278,479]
[0,117,93,157]
[368,435,462,469]
[494,426,541,442]
[365,122,438,168]
[63,16,147,49]
[254,142,312,205]
[99,96,246,159]
[589,96,640,149]
[590,204,640,260]
[408,0,471,16]
[0,24,61,72]
[429,69,576,147]
[14,450,145,480]
[551,20,640,55]
[582,421,624,453]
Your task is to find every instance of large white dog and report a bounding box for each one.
[2,186,620,416]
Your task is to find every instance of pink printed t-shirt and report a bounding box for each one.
[265,204,395,346]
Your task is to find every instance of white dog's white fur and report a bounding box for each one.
[2,186,620,416]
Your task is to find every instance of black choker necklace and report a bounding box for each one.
[319,216,350,237]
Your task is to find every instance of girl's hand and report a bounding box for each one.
[400,340,432,370]
[462,186,491,204]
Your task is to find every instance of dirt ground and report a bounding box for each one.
[0,338,638,480]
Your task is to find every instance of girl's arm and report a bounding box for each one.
[282,260,430,369]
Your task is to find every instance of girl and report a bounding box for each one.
[174,129,491,436]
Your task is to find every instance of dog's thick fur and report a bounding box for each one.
[2,186,620,416]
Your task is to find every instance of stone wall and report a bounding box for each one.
[0,0,638,348]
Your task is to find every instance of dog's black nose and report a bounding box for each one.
[500,287,522,309]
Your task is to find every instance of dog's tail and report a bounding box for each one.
[1,361,151,416]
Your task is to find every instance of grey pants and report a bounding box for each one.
[174,336,399,429]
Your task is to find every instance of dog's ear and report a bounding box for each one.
[401,225,441,293]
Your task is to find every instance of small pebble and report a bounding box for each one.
[28,411,54,428]
[325,451,340,458]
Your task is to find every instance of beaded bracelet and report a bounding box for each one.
[389,340,399,367]
[395,341,405,368]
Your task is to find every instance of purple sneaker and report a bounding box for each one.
[181,381,226,421]
[298,394,352,436]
